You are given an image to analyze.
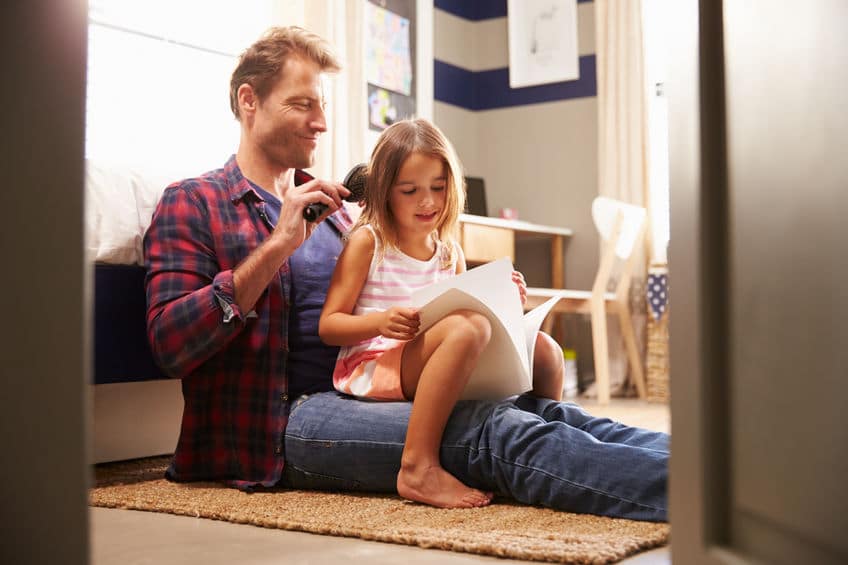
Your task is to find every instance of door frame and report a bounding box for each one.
[667,1,739,562]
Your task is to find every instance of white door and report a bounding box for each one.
[667,1,848,563]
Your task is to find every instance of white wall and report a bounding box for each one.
[431,2,601,374]
[433,2,600,291]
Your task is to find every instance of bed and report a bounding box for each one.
[87,159,183,463]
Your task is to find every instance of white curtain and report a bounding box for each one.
[594,0,650,396]
[277,0,368,182]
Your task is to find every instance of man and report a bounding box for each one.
[144,26,669,521]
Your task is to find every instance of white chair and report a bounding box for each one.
[525,196,647,404]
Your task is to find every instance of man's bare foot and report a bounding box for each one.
[397,462,493,508]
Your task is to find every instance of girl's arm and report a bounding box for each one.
[319,228,419,346]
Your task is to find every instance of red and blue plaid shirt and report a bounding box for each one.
[143,156,351,489]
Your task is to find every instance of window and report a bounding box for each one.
[85,0,273,175]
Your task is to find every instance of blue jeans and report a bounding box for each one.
[282,391,669,522]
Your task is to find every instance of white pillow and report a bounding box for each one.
[85,158,360,266]
[85,159,176,265]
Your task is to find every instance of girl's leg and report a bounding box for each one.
[530,331,564,401]
[397,309,493,508]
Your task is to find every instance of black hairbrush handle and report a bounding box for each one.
[302,163,367,222]
[303,201,327,222]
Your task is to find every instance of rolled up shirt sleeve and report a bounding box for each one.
[143,184,246,378]
[212,270,242,323]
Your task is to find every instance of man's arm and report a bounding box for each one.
[144,185,246,378]
[233,175,349,313]
[144,176,349,378]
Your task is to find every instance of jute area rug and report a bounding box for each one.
[90,456,669,564]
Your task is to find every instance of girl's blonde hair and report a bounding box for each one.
[355,119,466,266]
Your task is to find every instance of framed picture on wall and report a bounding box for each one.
[507,0,579,88]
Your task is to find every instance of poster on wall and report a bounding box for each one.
[366,1,413,95]
[368,84,417,131]
[365,0,416,131]
[507,0,579,88]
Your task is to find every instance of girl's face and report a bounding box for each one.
[388,152,447,239]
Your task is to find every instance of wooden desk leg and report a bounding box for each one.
[549,235,565,344]
[551,235,564,289]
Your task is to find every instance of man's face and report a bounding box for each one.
[251,55,327,170]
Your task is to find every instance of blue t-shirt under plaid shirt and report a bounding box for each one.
[250,183,342,400]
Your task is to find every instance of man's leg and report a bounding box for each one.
[513,395,670,453]
[282,392,410,493]
[283,391,668,521]
[453,396,669,521]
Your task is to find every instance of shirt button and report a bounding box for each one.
[275,446,282,455]
[281,393,289,402]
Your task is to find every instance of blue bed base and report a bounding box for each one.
[93,264,165,384]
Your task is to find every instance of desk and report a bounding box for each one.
[459,214,574,289]
[459,214,573,343]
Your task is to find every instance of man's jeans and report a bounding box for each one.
[282,391,669,521]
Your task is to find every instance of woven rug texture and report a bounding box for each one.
[90,456,669,564]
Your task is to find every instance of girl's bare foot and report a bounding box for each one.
[397,461,493,508]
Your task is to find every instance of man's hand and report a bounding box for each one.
[378,307,420,340]
[232,176,349,315]
[272,177,350,250]
[512,270,528,306]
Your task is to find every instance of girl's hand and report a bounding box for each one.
[378,307,420,340]
[512,270,527,306]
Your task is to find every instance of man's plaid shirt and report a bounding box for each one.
[143,156,351,489]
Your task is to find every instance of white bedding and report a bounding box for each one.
[85,158,361,266]
[85,159,178,265]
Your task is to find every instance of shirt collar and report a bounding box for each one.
[224,155,353,234]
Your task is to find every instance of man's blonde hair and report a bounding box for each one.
[229,26,342,120]
[355,119,466,267]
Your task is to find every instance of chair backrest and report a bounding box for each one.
[591,196,647,259]
[589,196,647,298]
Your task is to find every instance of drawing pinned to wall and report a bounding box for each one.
[367,83,416,131]
[365,0,417,133]
[368,87,397,129]
[365,1,413,96]
[507,0,579,88]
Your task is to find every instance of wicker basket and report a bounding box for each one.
[645,308,669,403]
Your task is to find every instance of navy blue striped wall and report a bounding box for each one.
[435,56,596,111]
[434,0,592,22]
[434,0,596,111]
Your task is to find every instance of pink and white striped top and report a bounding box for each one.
[332,225,461,399]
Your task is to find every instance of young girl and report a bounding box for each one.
[319,119,564,509]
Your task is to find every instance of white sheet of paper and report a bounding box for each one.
[410,258,566,399]
[523,294,565,371]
